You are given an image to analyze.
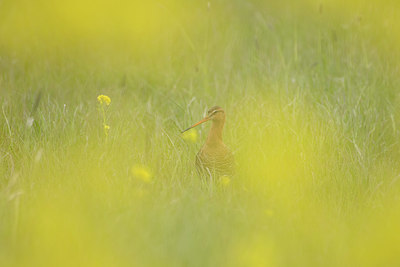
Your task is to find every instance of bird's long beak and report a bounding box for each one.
[181,116,211,133]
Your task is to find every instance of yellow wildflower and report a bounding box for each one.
[97,95,111,105]
[131,164,152,183]
[264,209,275,217]
[103,124,110,136]
[220,175,231,186]
[182,129,198,143]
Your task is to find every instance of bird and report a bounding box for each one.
[182,106,234,178]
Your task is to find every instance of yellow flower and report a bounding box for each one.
[220,175,231,186]
[97,95,111,105]
[103,124,110,136]
[131,164,152,183]
[264,209,275,217]
[182,129,198,143]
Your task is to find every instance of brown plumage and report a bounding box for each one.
[182,106,234,178]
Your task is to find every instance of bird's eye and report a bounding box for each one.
[207,109,222,117]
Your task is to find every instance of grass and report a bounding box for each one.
[1,0,400,266]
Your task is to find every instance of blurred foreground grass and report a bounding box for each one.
[1,0,400,266]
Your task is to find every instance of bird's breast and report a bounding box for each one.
[196,143,234,177]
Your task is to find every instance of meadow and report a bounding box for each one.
[1,0,400,266]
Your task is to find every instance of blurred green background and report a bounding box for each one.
[1,0,400,266]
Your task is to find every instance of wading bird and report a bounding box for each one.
[182,106,234,178]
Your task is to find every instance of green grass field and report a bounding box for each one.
[1,0,400,266]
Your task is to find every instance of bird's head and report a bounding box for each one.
[182,106,225,133]
[206,106,225,122]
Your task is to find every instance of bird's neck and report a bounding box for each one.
[206,120,224,146]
